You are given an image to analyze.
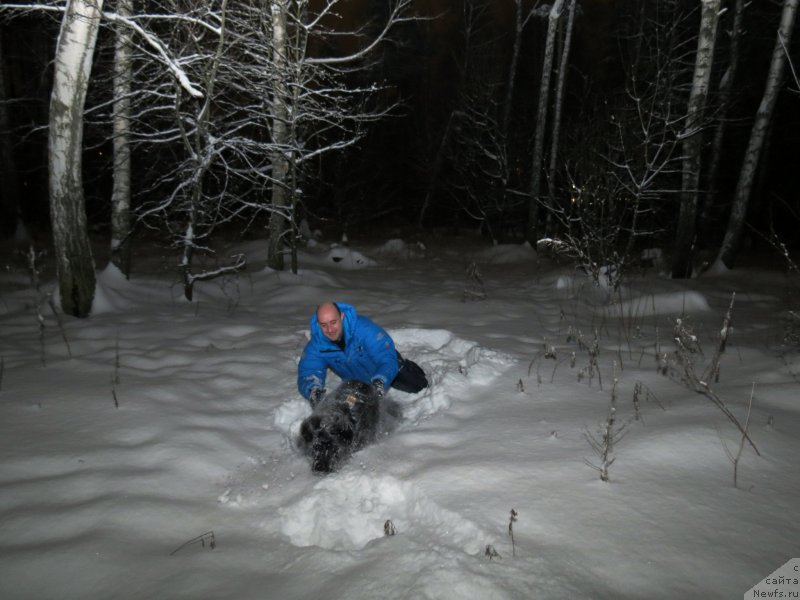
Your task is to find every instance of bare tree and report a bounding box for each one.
[701,0,745,227]
[442,0,513,241]
[427,0,545,242]
[545,0,577,233]
[415,0,487,232]
[265,0,412,271]
[717,0,798,269]
[48,0,103,317]
[0,27,22,239]
[671,0,721,279]
[267,0,291,271]
[527,0,564,245]
[121,0,411,283]
[110,0,133,277]
[539,1,688,291]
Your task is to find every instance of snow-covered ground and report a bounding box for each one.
[1,232,798,599]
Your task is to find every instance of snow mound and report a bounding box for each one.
[259,267,342,289]
[612,290,711,317]
[90,263,135,314]
[279,472,490,553]
[299,246,377,270]
[474,242,536,264]
[383,328,514,422]
[555,265,620,291]
[374,238,426,259]
[274,398,312,438]
[706,259,731,275]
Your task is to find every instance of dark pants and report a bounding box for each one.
[390,352,429,393]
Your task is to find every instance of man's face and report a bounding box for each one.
[317,304,343,342]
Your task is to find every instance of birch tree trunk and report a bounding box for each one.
[48,0,103,317]
[0,28,22,239]
[716,0,798,269]
[671,0,720,279]
[111,0,133,277]
[545,0,577,235]
[267,0,290,271]
[527,0,564,245]
[701,0,744,227]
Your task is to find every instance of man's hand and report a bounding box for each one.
[372,379,385,398]
[309,387,326,407]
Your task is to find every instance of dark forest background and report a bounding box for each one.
[0,0,798,295]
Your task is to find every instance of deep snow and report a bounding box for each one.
[1,233,798,599]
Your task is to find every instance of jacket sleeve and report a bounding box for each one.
[360,317,399,387]
[297,340,328,399]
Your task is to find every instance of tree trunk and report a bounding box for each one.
[671,0,720,279]
[527,0,564,245]
[701,0,744,227]
[417,110,455,228]
[181,0,228,300]
[501,0,523,139]
[267,0,290,271]
[111,0,134,277]
[716,0,798,269]
[545,0,577,236]
[48,0,103,318]
[0,28,22,240]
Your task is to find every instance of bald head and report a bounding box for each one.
[316,302,343,342]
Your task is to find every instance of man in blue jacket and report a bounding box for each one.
[298,302,428,406]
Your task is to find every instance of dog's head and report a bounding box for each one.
[299,404,355,473]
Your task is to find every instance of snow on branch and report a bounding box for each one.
[305,0,414,66]
[102,10,204,98]
[0,1,62,15]
[0,2,206,98]
[187,253,247,285]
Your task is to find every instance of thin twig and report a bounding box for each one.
[170,531,216,556]
[733,383,755,488]
[706,292,735,383]
[508,508,518,557]
[111,374,119,409]
[114,330,121,386]
[47,295,72,358]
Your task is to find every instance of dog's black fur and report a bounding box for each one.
[298,380,382,474]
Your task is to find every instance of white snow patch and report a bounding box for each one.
[611,290,711,317]
[2,236,798,600]
[90,263,135,314]
[298,247,377,269]
[279,473,490,553]
[374,238,425,259]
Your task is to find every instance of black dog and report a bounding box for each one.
[298,380,382,474]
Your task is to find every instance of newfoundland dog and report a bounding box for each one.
[297,380,391,473]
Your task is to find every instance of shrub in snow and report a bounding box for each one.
[583,365,631,482]
[462,260,486,302]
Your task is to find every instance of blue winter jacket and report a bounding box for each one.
[297,303,399,400]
